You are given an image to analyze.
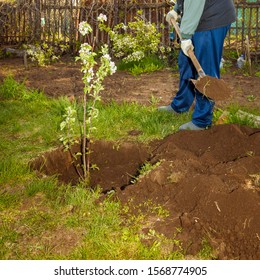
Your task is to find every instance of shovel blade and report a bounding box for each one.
[191,76,232,101]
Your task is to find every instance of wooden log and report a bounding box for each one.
[237,110,260,127]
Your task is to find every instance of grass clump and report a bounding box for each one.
[197,239,217,260]
[0,76,43,101]
[117,54,166,76]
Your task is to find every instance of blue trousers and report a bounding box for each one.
[171,25,230,127]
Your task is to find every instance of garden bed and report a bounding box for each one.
[1,56,260,109]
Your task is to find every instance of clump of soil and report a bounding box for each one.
[192,76,232,101]
[31,124,260,260]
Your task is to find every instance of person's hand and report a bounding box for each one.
[181,39,194,57]
[166,10,178,24]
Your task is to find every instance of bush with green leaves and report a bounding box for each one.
[98,11,162,64]
[24,43,59,66]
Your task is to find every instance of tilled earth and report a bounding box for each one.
[31,124,260,260]
[1,56,260,259]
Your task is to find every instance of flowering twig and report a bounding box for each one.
[76,17,116,184]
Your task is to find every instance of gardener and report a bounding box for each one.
[159,0,236,130]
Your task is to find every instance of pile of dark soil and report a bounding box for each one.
[31,124,260,260]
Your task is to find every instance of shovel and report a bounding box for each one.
[170,18,232,101]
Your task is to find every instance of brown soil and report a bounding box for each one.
[1,56,260,260]
[192,76,232,101]
[1,56,260,108]
[31,140,150,192]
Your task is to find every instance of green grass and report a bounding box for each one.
[0,75,258,260]
[0,77,71,162]
[93,101,189,141]
[227,105,260,127]
[0,76,187,260]
[214,104,260,128]
[116,54,166,75]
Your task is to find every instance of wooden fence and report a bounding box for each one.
[0,0,259,54]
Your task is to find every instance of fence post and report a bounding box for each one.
[113,0,119,26]
[34,0,41,41]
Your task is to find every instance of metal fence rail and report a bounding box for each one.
[0,0,259,54]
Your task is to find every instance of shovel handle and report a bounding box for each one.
[170,18,206,78]
[187,50,206,78]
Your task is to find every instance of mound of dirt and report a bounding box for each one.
[118,124,260,260]
[31,124,260,260]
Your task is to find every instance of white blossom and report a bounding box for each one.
[97,13,107,22]
[103,54,111,61]
[109,61,117,74]
[123,51,145,63]
[79,43,92,56]
[79,21,92,36]
[86,68,94,83]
